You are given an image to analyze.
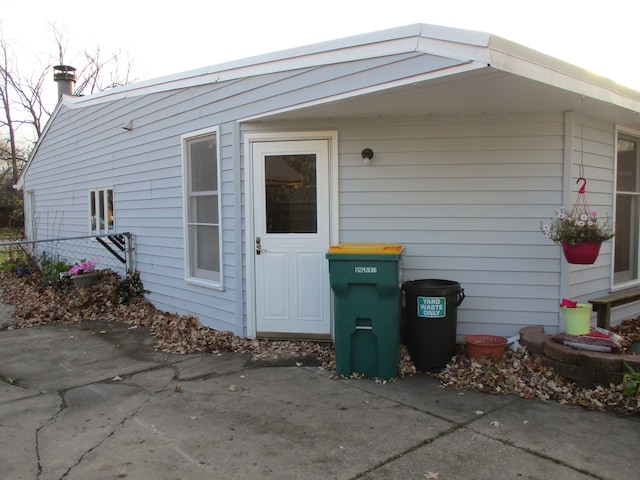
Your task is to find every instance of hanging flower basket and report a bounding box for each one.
[561,242,602,265]
[541,178,613,264]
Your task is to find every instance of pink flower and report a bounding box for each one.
[69,258,98,276]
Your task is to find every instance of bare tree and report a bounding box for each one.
[0,26,33,184]
[0,21,137,228]
[52,23,136,97]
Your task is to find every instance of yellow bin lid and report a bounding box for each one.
[327,243,404,254]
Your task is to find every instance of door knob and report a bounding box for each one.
[256,237,266,255]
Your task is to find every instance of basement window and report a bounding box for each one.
[182,127,222,286]
[89,187,114,235]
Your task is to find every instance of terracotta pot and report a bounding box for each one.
[464,335,507,359]
[561,242,601,264]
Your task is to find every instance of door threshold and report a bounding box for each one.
[256,331,332,342]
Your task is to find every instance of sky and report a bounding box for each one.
[1,0,640,108]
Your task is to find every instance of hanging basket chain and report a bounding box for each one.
[570,177,591,217]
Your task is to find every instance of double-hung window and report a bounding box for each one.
[89,187,114,235]
[183,128,222,285]
[615,131,640,285]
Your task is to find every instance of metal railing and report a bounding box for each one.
[0,232,135,276]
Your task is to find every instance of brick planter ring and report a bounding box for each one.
[519,325,640,386]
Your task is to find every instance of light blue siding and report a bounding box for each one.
[245,113,567,339]
[22,34,636,339]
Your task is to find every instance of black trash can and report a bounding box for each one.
[402,279,465,371]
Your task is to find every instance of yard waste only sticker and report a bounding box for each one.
[417,296,446,318]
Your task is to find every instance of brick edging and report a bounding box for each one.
[519,326,640,386]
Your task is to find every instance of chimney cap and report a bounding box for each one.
[53,65,77,82]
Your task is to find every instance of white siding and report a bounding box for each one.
[343,115,564,339]
[564,114,640,327]
[247,113,567,339]
[23,52,469,335]
[566,114,616,297]
[24,90,244,332]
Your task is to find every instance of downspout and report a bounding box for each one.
[232,121,246,336]
[560,112,575,318]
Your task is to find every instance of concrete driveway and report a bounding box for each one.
[1,316,638,479]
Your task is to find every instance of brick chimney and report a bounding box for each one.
[53,65,76,99]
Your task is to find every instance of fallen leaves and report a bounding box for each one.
[0,270,336,367]
[437,348,640,415]
[1,271,639,415]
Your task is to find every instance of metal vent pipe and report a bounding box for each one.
[53,65,77,99]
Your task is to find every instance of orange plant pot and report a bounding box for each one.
[464,335,508,359]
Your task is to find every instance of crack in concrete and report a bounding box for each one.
[467,431,609,480]
[36,390,68,479]
[51,365,178,479]
[338,380,527,480]
[347,384,607,480]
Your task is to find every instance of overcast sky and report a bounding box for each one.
[2,0,640,101]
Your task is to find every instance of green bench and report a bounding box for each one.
[589,288,640,329]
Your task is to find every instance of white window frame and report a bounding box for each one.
[181,126,223,289]
[25,189,36,241]
[89,187,114,235]
[614,127,640,288]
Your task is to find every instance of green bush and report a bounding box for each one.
[622,361,640,397]
[40,258,73,287]
[0,251,32,274]
[118,271,150,305]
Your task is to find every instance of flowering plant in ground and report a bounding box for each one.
[69,258,98,276]
[541,208,614,245]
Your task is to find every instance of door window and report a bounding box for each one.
[264,154,317,234]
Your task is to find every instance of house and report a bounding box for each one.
[16,23,640,341]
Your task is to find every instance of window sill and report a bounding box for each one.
[185,277,224,291]
[612,280,640,292]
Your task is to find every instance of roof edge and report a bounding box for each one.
[63,23,495,107]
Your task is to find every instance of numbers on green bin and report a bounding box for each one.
[354,266,378,273]
[417,296,446,318]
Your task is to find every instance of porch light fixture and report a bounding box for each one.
[361,148,374,165]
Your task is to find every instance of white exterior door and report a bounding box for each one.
[252,139,331,338]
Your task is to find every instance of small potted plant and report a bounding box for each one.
[68,258,99,287]
[541,208,614,264]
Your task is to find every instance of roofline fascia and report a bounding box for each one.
[59,23,494,110]
[487,36,640,114]
[61,38,431,109]
[237,60,483,122]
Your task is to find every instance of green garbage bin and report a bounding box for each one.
[326,243,404,379]
[402,279,465,371]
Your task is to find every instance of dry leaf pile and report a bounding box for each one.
[437,348,640,415]
[0,270,638,414]
[0,270,335,366]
